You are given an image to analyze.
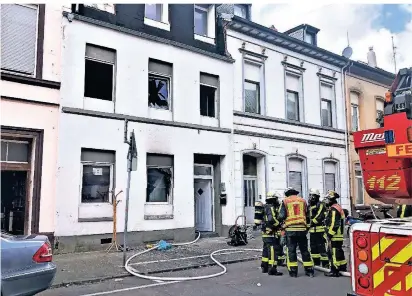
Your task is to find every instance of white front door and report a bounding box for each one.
[194,179,213,232]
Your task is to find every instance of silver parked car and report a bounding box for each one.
[1,231,56,296]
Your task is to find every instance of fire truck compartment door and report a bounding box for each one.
[378,226,412,266]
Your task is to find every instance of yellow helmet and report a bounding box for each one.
[325,190,340,199]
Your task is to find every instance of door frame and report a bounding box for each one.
[1,126,44,234]
[194,164,214,232]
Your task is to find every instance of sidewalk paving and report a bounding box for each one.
[51,234,351,289]
[51,236,262,288]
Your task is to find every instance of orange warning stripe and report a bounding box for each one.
[371,235,412,295]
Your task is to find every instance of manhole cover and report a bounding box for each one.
[197,188,204,195]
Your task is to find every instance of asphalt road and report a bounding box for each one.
[39,260,353,296]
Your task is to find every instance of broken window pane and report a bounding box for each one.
[146,167,172,202]
[81,165,111,203]
[148,74,170,109]
[200,84,215,117]
[84,59,114,101]
[244,81,259,114]
[145,4,162,22]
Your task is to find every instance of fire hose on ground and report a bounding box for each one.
[124,231,350,281]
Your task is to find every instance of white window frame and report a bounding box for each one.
[243,58,264,115]
[1,4,39,77]
[351,104,360,132]
[1,139,30,164]
[200,82,217,118]
[80,162,114,205]
[354,163,364,205]
[284,68,304,122]
[194,4,215,44]
[322,158,340,196]
[286,89,300,121]
[286,154,308,198]
[148,72,172,111]
[146,164,174,205]
[144,4,170,31]
[319,80,336,128]
[234,4,247,18]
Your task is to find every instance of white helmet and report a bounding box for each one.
[309,188,320,196]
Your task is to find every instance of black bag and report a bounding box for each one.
[227,225,248,246]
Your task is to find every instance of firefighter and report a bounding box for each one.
[254,200,265,229]
[308,189,329,268]
[278,187,314,278]
[324,190,347,277]
[274,191,286,266]
[396,204,412,218]
[260,192,283,276]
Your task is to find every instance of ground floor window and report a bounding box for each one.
[146,153,173,203]
[287,156,305,197]
[80,148,115,203]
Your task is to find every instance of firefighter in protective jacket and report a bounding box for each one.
[260,192,283,276]
[324,190,347,277]
[308,188,329,268]
[396,204,412,218]
[278,187,314,278]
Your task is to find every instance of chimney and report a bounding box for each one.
[367,46,377,68]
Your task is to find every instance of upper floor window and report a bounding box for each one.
[145,4,162,22]
[376,98,384,128]
[234,5,247,18]
[194,4,215,44]
[243,60,262,114]
[144,4,170,31]
[320,82,335,127]
[350,92,360,132]
[1,4,38,76]
[304,33,314,45]
[200,72,219,118]
[148,58,173,110]
[285,72,303,121]
[84,44,116,102]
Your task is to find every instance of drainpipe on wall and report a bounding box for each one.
[341,60,354,214]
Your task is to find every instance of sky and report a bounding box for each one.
[251,3,412,74]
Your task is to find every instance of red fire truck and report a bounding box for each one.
[349,67,412,296]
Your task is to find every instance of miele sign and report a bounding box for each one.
[360,132,385,143]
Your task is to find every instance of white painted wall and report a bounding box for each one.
[56,18,235,236]
[227,29,350,215]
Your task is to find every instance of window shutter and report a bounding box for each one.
[321,83,333,100]
[244,61,260,82]
[149,59,173,76]
[1,4,37,75]
[200,73,219,88]
[289,172,303,197]
[286,73,300,92]
[376,99,384,112]
[85,44,116,64]
[350,92,359,105]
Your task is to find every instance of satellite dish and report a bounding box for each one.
[342,46,353,59]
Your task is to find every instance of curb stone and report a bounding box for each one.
[50,255,260,289]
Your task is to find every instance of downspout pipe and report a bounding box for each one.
[341,60,354,214]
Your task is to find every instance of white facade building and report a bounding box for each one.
[55,5,235,252]
[225,18,351,223]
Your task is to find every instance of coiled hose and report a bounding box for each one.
[125,232,350,281]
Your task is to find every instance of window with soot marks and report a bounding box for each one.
[148,58,173,110]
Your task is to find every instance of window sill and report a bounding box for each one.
[194,34,215,45]
[144,214,174,220]
[144,17,170,31]
[84,97,114,113]
[78,217,113,223]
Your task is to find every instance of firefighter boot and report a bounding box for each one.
[261,262,269,273]
[268,266,283,276]
[277,259,286,267]
[305,267,315,278]
[288,267,298,278]
[324,270,340,277]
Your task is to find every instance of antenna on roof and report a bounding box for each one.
[391,35,397,73]
[342,30,353,59]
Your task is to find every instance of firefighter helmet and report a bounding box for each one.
[325,190,340,200]
[266,191,281,200]
[284,187,299,197]
[309,188,320,196]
